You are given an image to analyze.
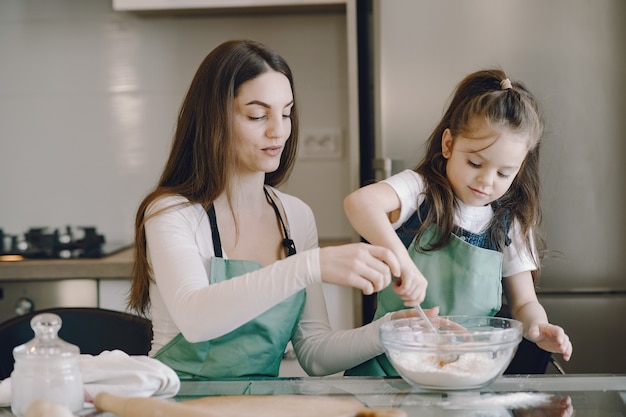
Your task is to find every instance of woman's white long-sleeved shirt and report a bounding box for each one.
[145,187,391,376]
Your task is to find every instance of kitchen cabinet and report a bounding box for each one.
[0,279,99,321]
[99,279,133,312]
[0,249,134,321]
[112,0,345,12]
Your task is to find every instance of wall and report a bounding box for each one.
[0,0,357,335]
[0,0,354,245]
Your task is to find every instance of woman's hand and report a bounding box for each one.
[319,243,399,295]
[526,322,573,361]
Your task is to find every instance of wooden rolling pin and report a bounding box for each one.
[94,392,406,417]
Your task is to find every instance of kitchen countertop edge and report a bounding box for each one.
[0,247,134,280]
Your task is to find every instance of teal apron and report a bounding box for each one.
[154,193,305,379]
[346,206,505,376]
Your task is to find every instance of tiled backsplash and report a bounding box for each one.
[0,0,354,243]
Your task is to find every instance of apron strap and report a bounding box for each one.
[207,189,297,259]
[398,201,512,251]
[207,204,223,258]
[263,187,296,257]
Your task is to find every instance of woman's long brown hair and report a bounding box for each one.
[127,40,299,316]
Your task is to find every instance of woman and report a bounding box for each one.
[127,39,423,379]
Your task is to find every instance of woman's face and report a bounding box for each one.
[441,119,530,206]
[233,70,294,176]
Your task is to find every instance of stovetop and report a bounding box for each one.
[0,226,130,260]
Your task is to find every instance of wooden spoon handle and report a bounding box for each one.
[94,392,219,417]
[94,392,407,417]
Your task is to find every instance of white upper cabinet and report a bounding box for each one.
[113,0,345,11]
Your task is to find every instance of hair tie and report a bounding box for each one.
[500,78,512,90]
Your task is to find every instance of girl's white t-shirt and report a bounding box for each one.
[382,169,538,277]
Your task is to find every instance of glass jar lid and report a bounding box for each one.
[13,313,80,360]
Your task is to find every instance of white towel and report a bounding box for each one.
[0,350,180,407]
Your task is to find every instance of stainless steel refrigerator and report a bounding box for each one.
[357,0,626,374]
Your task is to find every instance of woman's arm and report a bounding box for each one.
[147,196,401,344]
[146,201,323,343]
[291,282,391,376]
[292,285,440,376]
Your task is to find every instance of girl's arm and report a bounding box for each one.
[344,182,427,305]
[503,271,573,361]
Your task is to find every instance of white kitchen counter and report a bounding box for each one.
[2,374,625,417]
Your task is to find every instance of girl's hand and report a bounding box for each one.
[391,264,429,306]
[319,243,399,295]
[527,322,573,361]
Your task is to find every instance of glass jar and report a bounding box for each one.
[11,313,83,417]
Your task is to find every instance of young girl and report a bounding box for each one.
[344,69,572,376]
[127,39,423,379]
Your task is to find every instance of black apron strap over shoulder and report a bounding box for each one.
[396,202,430,248]
[397,200,513,251]
[264,187,296,257]
[207,189,297,259]
[207,204,223,258]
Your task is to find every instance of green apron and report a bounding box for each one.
[347,217,503,376]
[154,201,305,379]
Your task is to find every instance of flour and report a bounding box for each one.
[450,392,555,409]
[389,349,512,389]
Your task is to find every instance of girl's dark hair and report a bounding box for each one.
[414,68,545,281]
[128,40,299,315]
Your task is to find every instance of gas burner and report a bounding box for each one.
[0,226,108,259]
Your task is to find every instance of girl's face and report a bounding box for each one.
[233,70,294,176]
[442,119,530,207]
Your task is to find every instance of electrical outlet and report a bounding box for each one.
[299,128,343,159]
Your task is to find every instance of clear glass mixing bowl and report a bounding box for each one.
[380,316,523,391]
